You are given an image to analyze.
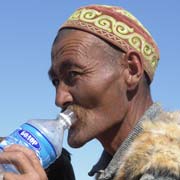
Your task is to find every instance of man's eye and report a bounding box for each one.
[68,71,79,79]
[52,79,59,87]
[65,71,80,85]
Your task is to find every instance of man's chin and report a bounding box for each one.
[68,131,86,148]
[68,138,85,148]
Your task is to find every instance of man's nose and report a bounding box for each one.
[55,82,73,109]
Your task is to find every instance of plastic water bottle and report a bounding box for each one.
[0,109,75,173]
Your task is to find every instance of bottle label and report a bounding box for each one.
[18,129,40,150]
[0,123,57,169]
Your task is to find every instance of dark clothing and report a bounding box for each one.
[46,148,75,180]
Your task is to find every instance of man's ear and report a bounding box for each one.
[124,50,143,90]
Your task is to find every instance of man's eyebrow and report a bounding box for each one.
[59,60,82,71]
[48,60,83,80]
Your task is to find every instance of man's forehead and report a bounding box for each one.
[52,32,83,60]
[50,31,119,77]
[51,29,104,58]
[55,28,102,45]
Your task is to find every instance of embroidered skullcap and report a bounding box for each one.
[60,4,160,82]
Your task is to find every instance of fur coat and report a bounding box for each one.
[114,111,180,180]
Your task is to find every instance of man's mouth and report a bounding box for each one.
[66,105,87,128]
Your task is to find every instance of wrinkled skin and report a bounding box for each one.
[50,29,153,155]
[49,29,130,150]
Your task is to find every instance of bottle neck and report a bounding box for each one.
[57,113,72,129]
[57,115,71,129]
[57,109,76,129]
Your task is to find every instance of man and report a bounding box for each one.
[49,4,180,180]
[1,4,180,180]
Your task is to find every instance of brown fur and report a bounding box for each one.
[115,111,180,180]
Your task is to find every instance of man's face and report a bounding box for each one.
[50,30,128,148]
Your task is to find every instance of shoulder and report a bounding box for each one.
[115,111,180,180]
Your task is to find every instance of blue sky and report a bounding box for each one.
[0,1,180,179]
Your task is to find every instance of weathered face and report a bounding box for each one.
[49,29,129,148]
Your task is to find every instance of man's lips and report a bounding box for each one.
[67,105,85,127]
